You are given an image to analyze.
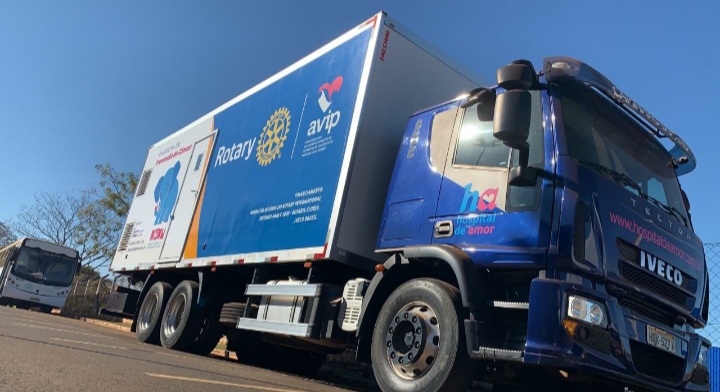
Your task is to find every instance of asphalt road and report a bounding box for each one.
[0,306,372,392]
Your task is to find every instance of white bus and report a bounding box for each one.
[0,238,80,312]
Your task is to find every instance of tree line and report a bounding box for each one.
[0,163,138,275]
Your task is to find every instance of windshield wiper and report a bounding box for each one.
[646,195,690,228]
[578,161,642,195]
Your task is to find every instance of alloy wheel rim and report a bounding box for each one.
[385,302,441,380]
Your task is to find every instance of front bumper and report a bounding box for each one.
[467,278,709,392]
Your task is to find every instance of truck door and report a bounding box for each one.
[432,91,553,267]
[159,134,216,260]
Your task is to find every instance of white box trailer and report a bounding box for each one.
[111,12,482,274]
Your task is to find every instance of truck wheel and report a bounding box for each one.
[137,281,173,344]
[371,279,474,392]
[159,280,204,351]
[219,302,245,327]
[189,306,223,356]
[254,344,326,376]
[275,347,326,376]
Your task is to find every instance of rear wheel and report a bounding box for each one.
[270,346,326,376]
[189,306,223,356]
[136,282,173,344]
[371,278,474,392]
[160,280,204,351]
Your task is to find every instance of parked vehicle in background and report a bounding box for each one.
[0,238,80,313]
[103,11,710,392]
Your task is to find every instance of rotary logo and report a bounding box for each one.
[257,107,291,166]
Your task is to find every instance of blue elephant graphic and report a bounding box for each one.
[154,162,181,225]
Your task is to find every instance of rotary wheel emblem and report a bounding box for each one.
[256,107,291,166]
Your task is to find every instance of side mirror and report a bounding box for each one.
[493,90,537,186]
[493,90,530,148]
[496,60,539,91]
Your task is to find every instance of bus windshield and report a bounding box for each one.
[12,247,77,287]
[558,82,690,227]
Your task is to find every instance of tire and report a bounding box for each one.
[219,302,245,327]
[253,344,326,376]
[371,278,475,392]
[227,329,262,364]
[189,306,223,356]
[276,348,326,376]
[159,280,204,351]
[136,282,173,344]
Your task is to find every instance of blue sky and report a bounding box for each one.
[0,0,718,245]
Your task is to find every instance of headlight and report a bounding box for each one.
[698,346,709,367]
[567,295,608,328]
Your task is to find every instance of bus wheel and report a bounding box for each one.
[160,280,204,351]
[137,281,173,344]
[370,279,474,392]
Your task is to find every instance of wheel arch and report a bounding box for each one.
[355,245,486,362]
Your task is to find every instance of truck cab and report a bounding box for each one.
[374,57,710,391]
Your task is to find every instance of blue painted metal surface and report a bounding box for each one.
[711,347,720,392]
[377,75,709,391]
[195,29,372,257]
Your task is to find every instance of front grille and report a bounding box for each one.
[690,365,709,385]
[616,239,695,292]
[619,262,688,307]
[618,298,674,327]
[630,341,685,384]
[577,326,611,353]
[617,240,639,263]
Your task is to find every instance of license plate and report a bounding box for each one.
[647,325,675,353]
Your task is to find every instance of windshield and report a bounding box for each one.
[11,247,77,287]
[558,82,690,226]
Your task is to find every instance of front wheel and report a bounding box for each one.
[371,278,475,392]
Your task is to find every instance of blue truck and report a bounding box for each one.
[105,12,710,392]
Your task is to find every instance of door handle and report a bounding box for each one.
[434,221,453,238]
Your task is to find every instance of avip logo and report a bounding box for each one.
[459,184,499,213]
[257,107,291,166]
[308,76,343,136]
[154,161,181,225]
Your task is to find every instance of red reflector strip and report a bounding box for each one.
[209,261,217,267]
[270,256,278,263]
[314,243,328,259]
[187,263,193,268]
[235,259,245,264]
[150,265,155,270]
